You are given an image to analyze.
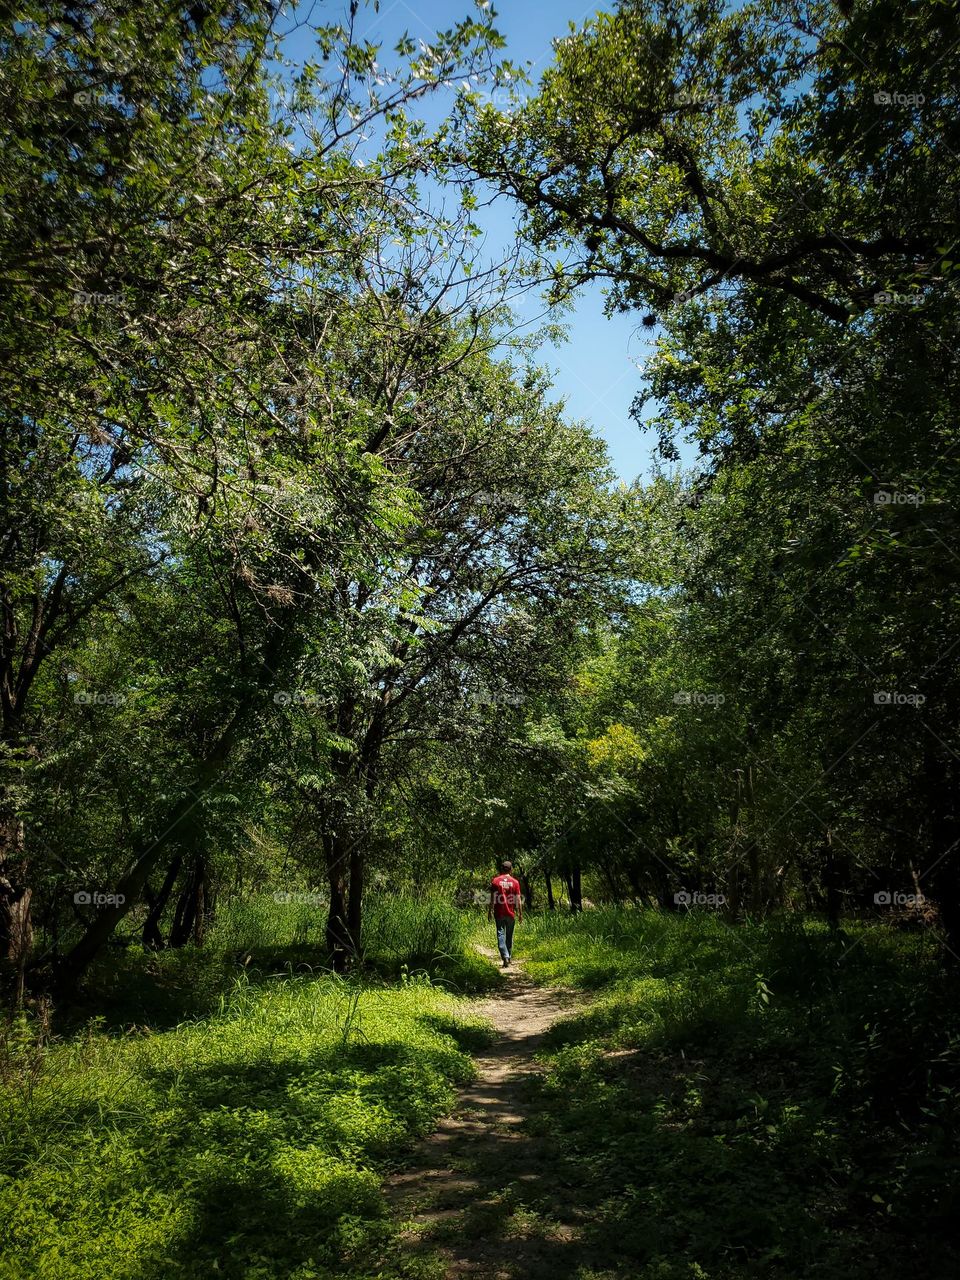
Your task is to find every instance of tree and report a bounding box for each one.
[460,0,960,947]
[468,0,958,322]
[274,306,636,967]
[2,0,513,993]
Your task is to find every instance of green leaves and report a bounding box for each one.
[467,0,960,324]
[0,970,480,1278]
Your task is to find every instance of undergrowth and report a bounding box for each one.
[60,892,496,1033]
[0,970,492,1279]
[1,893,496,1279]
[518,908,960,1279]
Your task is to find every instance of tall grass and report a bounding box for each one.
[0,971,493,1280]
[0,891,498,1278]
[362,894,467,965]
[208,892,329,952]
[524,907,960,1103]
[71,891,495,1031]
[362,893,496,992]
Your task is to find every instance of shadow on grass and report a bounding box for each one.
[378,995,960,1280]
[53,943,335,1036]
[129,1157,392,1280]
[416,1011,497,1053]
[497,918,960,1280]
[111,1034,474,1280]
[364,949,503,996]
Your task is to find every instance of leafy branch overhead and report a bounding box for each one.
[467,0,959,322]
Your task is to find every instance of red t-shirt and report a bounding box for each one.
[491,874,521,919]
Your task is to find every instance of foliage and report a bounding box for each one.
[0,921,494,1280]
[456,0,960,943]
[1,0,636,989]
[520,908,960,1278]
[469,0,960,322]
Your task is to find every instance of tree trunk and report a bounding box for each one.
[347,840,363,963]
[599,857,621,905]
[724,859,742,921]
[0,880,31,1009]
[565,867,583,913]
[54,788,200,991]
[544,871,554,910]
[518,869,533,911]
[0,805,32,1006]
[50,620,298,995]
[169,854,207,948]
[54,739,237,992]
[747,844,763,915]
[920,751,960,952]
[625,862,644,906]
[194,862,212,945]
[141,853,183,950]
[325,851,351,974]
[822,828,844,930]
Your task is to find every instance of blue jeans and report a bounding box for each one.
[495,915,515,962]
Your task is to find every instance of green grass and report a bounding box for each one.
[361,894,497,992]
[2,892,499,1280]
[13,896,954,1280]
[1,970,494,1280]
[60,893,497,1033]
[517,908,960,1279]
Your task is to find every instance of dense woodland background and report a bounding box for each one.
[3,3,960,1278]
[3,0,960,989]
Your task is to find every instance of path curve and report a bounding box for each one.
[383,948,589,1278]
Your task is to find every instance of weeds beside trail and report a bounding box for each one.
[512,909,960,1279]
[1,974,495,1280]
[0,896,495,1280]
[4,907,959,1280]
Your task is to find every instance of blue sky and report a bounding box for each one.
[278,0,695,484]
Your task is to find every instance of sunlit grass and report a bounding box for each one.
[0,970,493,1279]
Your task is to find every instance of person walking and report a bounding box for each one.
[488,860,523,967]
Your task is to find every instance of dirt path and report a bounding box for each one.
[383,948,593,1279]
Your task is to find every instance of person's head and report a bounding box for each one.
[501,860,513,874]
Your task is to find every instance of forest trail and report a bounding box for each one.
[383,947,592,1279]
